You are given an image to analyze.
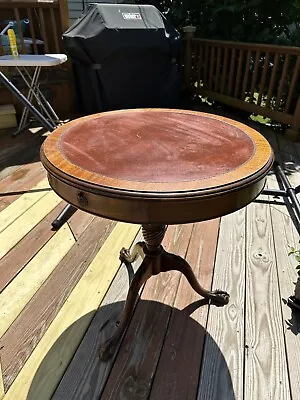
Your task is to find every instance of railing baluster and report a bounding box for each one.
[275,54,290,109]
[221,47,228,94]
[14,8,26,54]
[228,48,236,96]
[195,41,201,84]
[204,43,209,89]
[234,49,244,98]
[214,46,222,92]
[190,40,196,83]
[266,53,280,107]
[241,50,252,100]
[208,45,215,91]
[285,56,300,113]
[257,52,270,106]
[27,8,38,55]
[197,44,204,93]
[50,8,60,53]
[38,8,49,53]
[249,50,260,103]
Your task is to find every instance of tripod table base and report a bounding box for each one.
[99,224,229,361]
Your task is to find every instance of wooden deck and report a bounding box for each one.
[0,120,300,400]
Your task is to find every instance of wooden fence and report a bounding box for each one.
[183,28,300,139]
[0,0,73,116]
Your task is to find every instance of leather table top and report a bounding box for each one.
[40,109,274,224]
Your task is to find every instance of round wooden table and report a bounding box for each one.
[41,109,274,360]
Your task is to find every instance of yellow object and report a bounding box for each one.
[7,28,19,58]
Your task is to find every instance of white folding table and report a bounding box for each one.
[0,54,67,135]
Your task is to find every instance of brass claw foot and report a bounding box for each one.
[208,290,230,306]
[119,242,145,263]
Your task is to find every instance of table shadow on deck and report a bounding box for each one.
[27,302,234,400]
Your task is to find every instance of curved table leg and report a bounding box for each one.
[160,251,230,306]
[99,255,152,361]
[99,224,229,361]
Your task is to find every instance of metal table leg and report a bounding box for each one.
[15,66,41,134]
[51,204,77,230]
[20,66,61,124]
[0,70,55,131]
[262,161,300,223]
[13,65,61,136]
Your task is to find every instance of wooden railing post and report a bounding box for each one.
[183,25,196,91]
[58,0,70,33]
[285,96,300,141]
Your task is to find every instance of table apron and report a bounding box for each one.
[47,173,266,225]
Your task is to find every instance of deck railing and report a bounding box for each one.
[183,28,300,139]
[0,0,69,55]
[0,0,73,116]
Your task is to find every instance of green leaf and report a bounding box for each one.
[295,255,300,262]
[296,265,300,269]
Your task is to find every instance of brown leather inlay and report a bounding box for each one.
[59,111,255,183]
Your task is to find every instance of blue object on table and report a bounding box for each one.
[3,19,29,35]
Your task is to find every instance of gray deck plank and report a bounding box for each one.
[269,131,300,400]
[149,220,219,400]
[244,197,291,400]
[197,209,246,400]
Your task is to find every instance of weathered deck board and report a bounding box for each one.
[68,209,95,240]
[244,199,291,399]
[52,231,144,400]
[0,191,62,259]
[0,225,75,339]
[0,202,65,293]
[0,361,4,400]
[0,178,50,234]
[149,219,219,400]
[101,224,194,399]
[0,161,45,212]
[270,197,300,400]
[4,223,140,400]
[261,129,300,400]
[0,139,42,181]
[0,217,116,391]
[0,136,38,167]
[265,140,300,400]
[198,209,246,400]
[0,128,40,154]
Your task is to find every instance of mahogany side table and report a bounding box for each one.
[40,109,274,360]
